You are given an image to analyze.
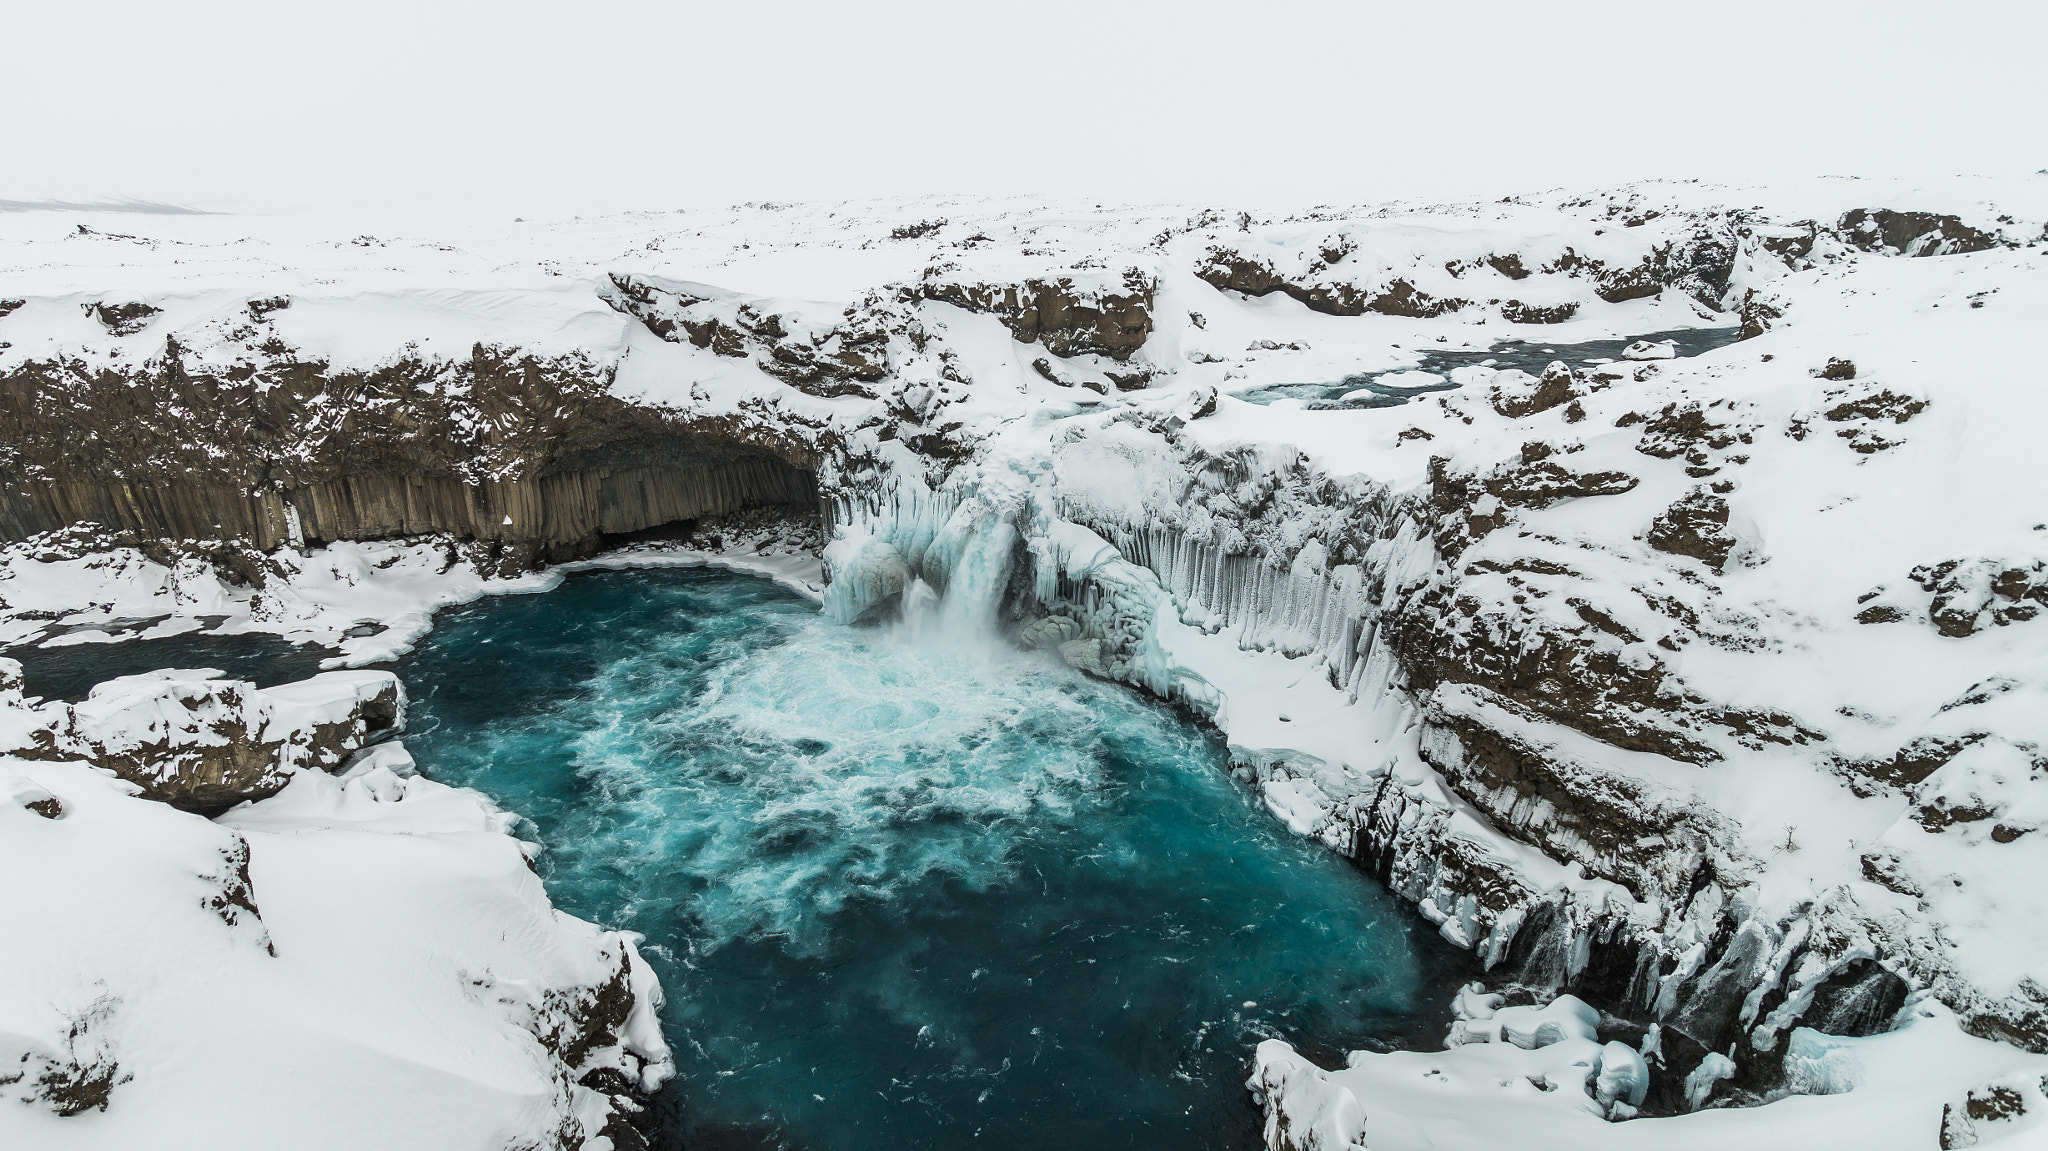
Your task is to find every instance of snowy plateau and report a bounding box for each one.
[2,176,2048,1151]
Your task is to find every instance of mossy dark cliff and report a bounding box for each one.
[0,341,820,569]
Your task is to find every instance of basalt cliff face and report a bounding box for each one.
[4,180,2047,1141]
[0,337,819,575]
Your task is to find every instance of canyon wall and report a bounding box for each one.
[0,341,820,568]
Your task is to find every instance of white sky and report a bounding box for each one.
[4,0,2044,218]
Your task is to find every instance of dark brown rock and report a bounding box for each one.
[15,671,407,816]
[1483,459,1640,508]
[1823,383,1925,424]
[1908,559,2046,637]
[1634,402,1750,460]
[83,300,160,336]
[1194,248,1467,319]
[1646,489,1740,573]
[1420,692,1736,908]
[0,332,821,556]
[1837,208,1999,256]
[1942,1081,2041,1150]
[1960,981,2048,1054]
[1500,300,1580,324]
[1737,289,1782,340]
[921,271,1156,362]
[1490,362,1582,418]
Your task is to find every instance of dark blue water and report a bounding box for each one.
[7,629,337,701]
[393,568,1469,1150]
[1236,325,1743,409]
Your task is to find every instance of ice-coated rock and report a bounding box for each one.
[822,531,911,624]
[1683,1051,1738,1111]
[1500,995,1602,1051]
[1622,339,1678,360]
[1248,1040,1367,1151]
[1594,1039,1650,1110]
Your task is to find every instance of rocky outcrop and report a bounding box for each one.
[935,402,1995,1111]
[0,678,674,1143]
[9,664,405,815]
[469,939,670,1151]
[919,268,1157,362]
[2,992,122,1116]
[1836,208,2000,256]
[1646,489,1742,573]
[84,300,161,337]
[1918,560,2048,637]
[1941,1073,2048,1149]
[1488,362,1589,418]
[1196,217,1739,323]
[1197,248,1469,319]
[598,272,891,398]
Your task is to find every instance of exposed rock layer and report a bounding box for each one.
[0,341,821,566]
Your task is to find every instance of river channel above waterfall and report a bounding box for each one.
[394,569,1471,1148]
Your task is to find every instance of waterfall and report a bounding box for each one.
[935,512,1018,637]
[822,477,1018,642]
[820,462,1403,712]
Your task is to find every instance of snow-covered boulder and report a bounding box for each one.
[12,669,404,815]
[1247,1039,1367,1151]
[1621,339,1678,360]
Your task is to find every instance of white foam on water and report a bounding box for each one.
[564,610,1140,956]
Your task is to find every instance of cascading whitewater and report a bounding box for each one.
[821,449,1682,1007]
[822,492,1017,633]
[823,467,1191,698]
[820,461,1046,643]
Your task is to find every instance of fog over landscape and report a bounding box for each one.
[7,0,2044,216]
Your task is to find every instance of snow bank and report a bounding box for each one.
[1254,986,2048,1151]
[0,696,671,1149]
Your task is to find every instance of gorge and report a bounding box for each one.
[4,179,2047,1150]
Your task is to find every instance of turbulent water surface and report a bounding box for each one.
[396,568,1468,1150]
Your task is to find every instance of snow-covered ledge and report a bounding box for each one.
[0,664,672,1148]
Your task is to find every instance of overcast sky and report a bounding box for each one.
[5,0,2044,218]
